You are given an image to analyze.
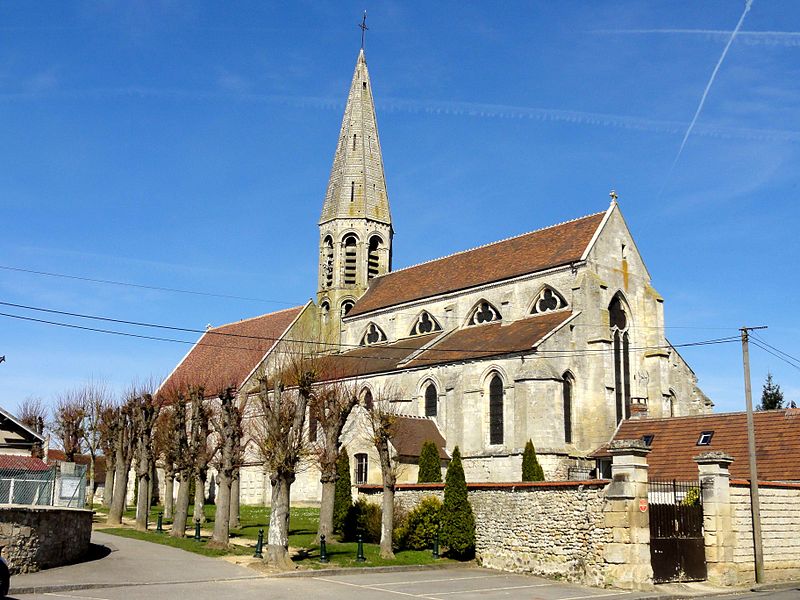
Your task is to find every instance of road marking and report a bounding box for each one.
[376,574,508,587]
[432,582,554,596]
[44,594,111,600]
[319,576,441,600]
[558,592,633,600]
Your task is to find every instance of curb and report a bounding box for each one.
[268,561,475,578]
[634,579,800,600]
[10,575,266,596]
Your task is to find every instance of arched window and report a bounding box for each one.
[410,311,442,336]
[362,389,373,410]
[322,236,334,288]
[424,383,437,417]
[489,374,504,445]
[609,294,631,424]
[360,322,387,346]
[343,235,358,285]
[367,236,382,280]
[468,301,502,326]
[320,301,330,325]
[531,286,568,314]
[563,372,574,444]
[341,300,355,317]
[668,390,676,418]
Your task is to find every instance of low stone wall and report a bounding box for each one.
[0,505,93,574]
[730,481,800,583]
[360,480,612,585]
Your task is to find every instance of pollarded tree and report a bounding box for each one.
[153,407,180,520]
[758,372,784,411]
[333,449,352,535]
[132,387,162,531]
[98,402,118,508]
[80,379,112,508]
[521,439,545,482]
[108,397,137,526]
[17,396,46,458]
[171,385,209,538]
[52,391,86,462]
[417,440,443,483]
[440,446,475,558]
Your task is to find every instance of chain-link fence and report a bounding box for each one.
[0,462,87,508]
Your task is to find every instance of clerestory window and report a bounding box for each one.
[468,301,502,326]
[360,323,387,346]
[410,311,442,336]
[531,286,568,314]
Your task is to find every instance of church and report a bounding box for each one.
[162,47,711,504]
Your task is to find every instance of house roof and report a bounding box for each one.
[592,409,800,481]
[0,406,45,444]
[348,210,606,317]
[322,332,441,380]
[161,305,304,394]
[0,455,49,472]
[390,416,448,460]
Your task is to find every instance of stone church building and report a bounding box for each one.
[162,48,711,504]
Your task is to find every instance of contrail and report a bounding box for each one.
[660,0,754,196]
[593,28,800,47]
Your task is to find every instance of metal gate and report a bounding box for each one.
[648,479,707,584]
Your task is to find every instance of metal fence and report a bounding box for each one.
[0,463,87,508]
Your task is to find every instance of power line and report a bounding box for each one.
[750,333,800,368]
[750,339,800,372]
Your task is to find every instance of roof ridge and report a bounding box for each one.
[209,305,304,331]
[626,409,799,423]
[377,210,606,278]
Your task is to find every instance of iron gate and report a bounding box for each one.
[648,479,707,584]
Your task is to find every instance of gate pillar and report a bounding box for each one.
[695,452,737,586]
[603,439,653,590]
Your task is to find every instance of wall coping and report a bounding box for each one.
[357,479,610,492]
[730,479,800,489]
[0,505,94,515]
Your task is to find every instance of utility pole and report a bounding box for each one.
[741,325,766,583]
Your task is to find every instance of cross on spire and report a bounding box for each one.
[359,11,368,49]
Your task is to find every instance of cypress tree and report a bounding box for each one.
[440,446,475,558]
[333,450,352,535]
[521,439,545,481]
[417,440,443,483]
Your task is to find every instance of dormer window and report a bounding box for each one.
[641,434,654,447]
[360,323,387,346]
[468,301,501,326]
[697,431,714,446]
[531,286,568,314]
[410,311,442,336]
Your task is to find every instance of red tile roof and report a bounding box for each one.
[594,409,800,481]
[161,306,304,395]
[348,211,606,317]
[322,333,440,380]
[0,455,49,472]
[390,416,448,460]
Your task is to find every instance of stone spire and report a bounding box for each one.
[319,49,392,226]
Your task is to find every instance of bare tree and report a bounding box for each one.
[52,391,85,462]
[108,397,136,525]
[98,402,118,508]
[18,396,46,458]
[81,380,112,507]
[153,408,180,520]
[364,386,402,559]
[193,401,212,525]
[171,386,210,537]
[132,387,162,531]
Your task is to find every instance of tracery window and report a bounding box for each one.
[424,383,437,417]
[360,322,387,346]
[322,236,334,288]
[609,294,631,424]
[367,236,382,280]
[531,286,568,314]
[343,235,358,285]
[468,301,502,326]
[489,374,504,445]
[410,311,442,336]
[563,372,574,444]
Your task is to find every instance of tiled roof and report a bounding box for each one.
[322,333,440,380]
[348,211,606,317]
[161,306,304,394]
[594,409,800,481]
[390,416,448,460]
[0,455,49,472]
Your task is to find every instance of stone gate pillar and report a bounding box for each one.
[603,439,653,590]
[695,451,737,586]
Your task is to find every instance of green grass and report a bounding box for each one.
[101,528,253,557]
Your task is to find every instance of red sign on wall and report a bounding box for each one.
[639,499,648,512]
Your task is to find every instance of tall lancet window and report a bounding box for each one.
[343,235,358,285]
[322,236,334,288]
[424,383,437,418]
[609,294,631,423]
[367,236,382,280]
[489,374,504,445]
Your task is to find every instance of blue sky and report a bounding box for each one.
[1,1,798,416]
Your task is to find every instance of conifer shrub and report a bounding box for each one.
[440,446,475,558]
[521,439,545,482]
[333,450,352,534]
[417,440,443,483]
[343,498,382,543]
[396,496,442,550]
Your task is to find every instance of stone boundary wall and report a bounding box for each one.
[729,481,800,582]
[0,505,93,574]
[360,480,613,585]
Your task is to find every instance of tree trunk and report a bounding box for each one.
[103,457,115,508]
[211,473,232,546]
[194,472,206,524]
[164,472,174,520]
[266,473,293,568]
[317,472,336,544]
[171,475,191,537]
[229,471,240,530]
[108,452,129,525]
[88,454,96,508]
[380,483,395,559]
[135,471,150,531]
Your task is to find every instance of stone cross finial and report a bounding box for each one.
[610,189,618,202]
[359,11,368,49]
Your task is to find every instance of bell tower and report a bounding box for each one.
[317,48,393,333]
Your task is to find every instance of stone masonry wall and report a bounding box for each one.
[0,505,93,574]
[730,483,800,582]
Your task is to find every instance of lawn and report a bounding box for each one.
[97,504,447,568]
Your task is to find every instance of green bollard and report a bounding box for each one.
[432,527,440,559]
[194,518,201,541]
[156,512,163,533]
[356,533,366,562]
[253,528,264,559]
[319,534,329,564]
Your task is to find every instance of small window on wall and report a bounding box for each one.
[355,453,368,484]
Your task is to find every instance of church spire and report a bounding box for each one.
[319,49,392,227]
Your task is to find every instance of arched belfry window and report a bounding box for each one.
[531,286,568,314]
[609,294,631,424]
[322,236,334,288]
[320,300,330,325]
[410,311,442,336]
[343,235,358,286]
[341,300,355,318]
[424,383,437,417]
[563,372,574,444]
[367,236,383,280]
[468,301,502,326]
[489,374,504,445]
[360,322,387,346]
